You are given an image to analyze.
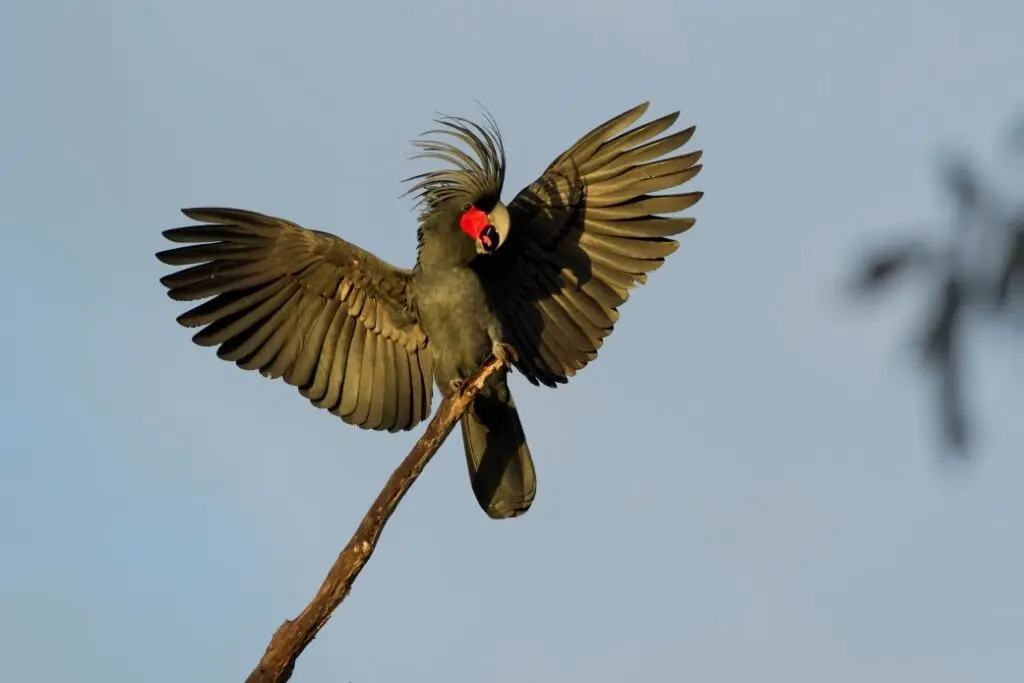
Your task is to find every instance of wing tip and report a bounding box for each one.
[623,101,651,126]
[181,206,267,225]
[154,246,177,264]
[180,207,210,221]
[662,110,681,128]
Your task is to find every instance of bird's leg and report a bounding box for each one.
[487,324,519,365]
[492,341,519,364]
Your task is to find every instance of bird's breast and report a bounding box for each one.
[413,266,497,381]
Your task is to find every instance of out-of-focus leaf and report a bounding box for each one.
[851,240,931,294]
[941,153,979,212]
[918,276,969,452]
[921,276,962,365]
[993,222,1024,307]
[937,153,978,215]
[938,351,969,453]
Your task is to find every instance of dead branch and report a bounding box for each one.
[244,355,507,683]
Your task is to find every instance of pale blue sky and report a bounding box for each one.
[1,1,1022,681]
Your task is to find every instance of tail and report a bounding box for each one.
[460,385,536,519]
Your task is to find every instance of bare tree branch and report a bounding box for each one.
[244,355,508,683]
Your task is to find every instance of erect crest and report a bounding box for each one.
[403,107,506,216]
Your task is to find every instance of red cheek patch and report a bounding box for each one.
[459,206,489,239]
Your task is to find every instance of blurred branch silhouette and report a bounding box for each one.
[850,115,1024,454]
[245,356,508,683]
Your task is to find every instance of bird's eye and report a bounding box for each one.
[479,225,499,253]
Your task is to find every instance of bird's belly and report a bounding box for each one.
[414,267,497,391]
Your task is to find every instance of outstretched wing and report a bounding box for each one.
[156,207,433,431]
[478,103,703,386]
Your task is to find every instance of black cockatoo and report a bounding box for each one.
[155,102,702,519]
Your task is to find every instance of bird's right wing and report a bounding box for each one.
[156,207,433,432]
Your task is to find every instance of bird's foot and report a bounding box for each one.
[448,378,466,395]
[492,340,520,365]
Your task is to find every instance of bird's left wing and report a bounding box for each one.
[156,207,433,432]
[476,103,703,386]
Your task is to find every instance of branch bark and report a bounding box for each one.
[244,355,507,683]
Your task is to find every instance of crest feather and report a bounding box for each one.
[403,107,506,215]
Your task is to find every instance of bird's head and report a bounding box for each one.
[403,107,511,264]
[457,200,510,255]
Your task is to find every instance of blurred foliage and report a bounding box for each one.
[851,115,1024,455]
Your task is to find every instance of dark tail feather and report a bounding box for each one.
[460,390,536,519]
